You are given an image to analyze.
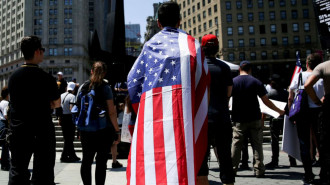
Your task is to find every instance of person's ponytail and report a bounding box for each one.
[90,61,107,89]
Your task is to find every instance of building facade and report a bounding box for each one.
[0,0,109,90]
[176,0,321,75]
[125,24,141,57]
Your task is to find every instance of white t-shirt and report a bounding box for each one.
[289,71,324,108]
[0,100,9,120]
[61,92,75,115]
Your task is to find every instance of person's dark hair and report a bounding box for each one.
[307,53,322,70]
[202,46,219,56]
[90,61,107,89]
[1,86,9,100]
[240,63,252,72]
[158,1,181,28]
[20,36,42,60]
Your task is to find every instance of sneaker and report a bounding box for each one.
[254,172,266,178]
[302,174,315,185]
[312,160,320,167]
[112,161,123,168]
[265,161,279,169]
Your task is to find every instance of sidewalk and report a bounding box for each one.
[0,144,320,185]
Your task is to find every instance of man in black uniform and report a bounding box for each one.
[8,36,60,185]
[201,34,235,185]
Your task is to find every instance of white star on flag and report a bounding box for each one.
[137,69,141,74]
[171,60,176,65]
[152,47,156,50]
[157,40,161,44]
[158,77,163,83]
[154,73,157,77]
[140,60,144,65]
[154,59,158,63]
[159,51,163,55]
[148,82,152,86]
[164,68,170,74]
[159,63,164,68]
[146,63,148,67]
[149,68,153,73]
[133,78,137,83]
[137,92,142,97]
[171,75,177,81]
[171,48,175,52]
[148,55,152,59]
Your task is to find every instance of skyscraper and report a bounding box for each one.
[0,0,109,89]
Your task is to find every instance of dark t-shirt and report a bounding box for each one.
[58,78,67,94]
[206,57,233,122]
[231,75,267,122]
[8,64,60,123]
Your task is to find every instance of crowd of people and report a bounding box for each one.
[0,1,330,185]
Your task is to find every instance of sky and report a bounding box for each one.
[124,0,165,43]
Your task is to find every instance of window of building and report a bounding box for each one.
[259,12,264,21]
[215,29,219,37]
[203,11,206,19]
[261,51,267,59]
[249,38,255,46]
[269,11,275,20]
[197,14,201,22]
[291,0,297,5]
[302,0,308,5]
[198,25,201,33]
[50,60,55,64]
[228,40,234,48]
[247,0,253,8]
[183,11,186,18]
[64,0,73,5]
[209,20,212,28]
[281,24,288,33]
[293,23,299,32]
[248,13,253,21]
[239,39,244,47]
[304,22,310,31]
[226,1,231,10]
[250,52,256,60]
[303,9,309,18]
[270,24,276,33]
[65,60,70,64]
[271,37,277,45]
[282,37,288,46]
[294,36,300,45]
[228,53,235,61]
[291,10,298,19]
[305,35,311,44]
[192,6,195,13]
[227,27,233,35]
[239,52,245,60]
[258,0,264,8]
[188,8,191,16]
[214,5,217,13]
[236,1,242,9]
[249,26,254,34]
[184,22,186,29]
[260,25,265,34]
[215,17,218,25]
[238,26,244,35]
[269,0,275,7]
[284,50,290,58]
[272,51,279,59]
[64,67,73,75]
[193,27,196,35]
[203,22,207,31]
[237,13,243,21]
[192,17,196,24]
[202,0,205,6]
[280,11,287,20]
[226,14,232,22]
[49,48,54,56]
[280,0,285,6]
[188,0,190,5]
[260,38,266,46]
[208,7,211,16]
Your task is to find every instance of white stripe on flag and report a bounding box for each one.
[178,31,195,185]
[144,90,156,185]
[194,88,208,141]
[162,86,179,184]
[195,41,202,89]
[129,110,139,185]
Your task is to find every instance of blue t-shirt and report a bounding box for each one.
[231,75,267,122]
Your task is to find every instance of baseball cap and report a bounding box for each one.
[67,82,76,91]
[240,60,251,67]
[57,71,63,75]
[201,34,219,47]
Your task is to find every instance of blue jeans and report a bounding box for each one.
[0,120,10,168]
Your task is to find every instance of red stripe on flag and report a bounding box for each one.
[194,118,208,171]
[126,146,132,185]
[136,92,146,185]
[172,84,188,184]
[152,87,168,184]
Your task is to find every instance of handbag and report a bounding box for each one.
[289,73,309,122]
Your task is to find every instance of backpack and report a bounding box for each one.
[71,80,109,131]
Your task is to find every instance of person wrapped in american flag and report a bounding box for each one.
[126,2,210,185]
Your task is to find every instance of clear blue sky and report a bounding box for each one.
[124,0,164,43]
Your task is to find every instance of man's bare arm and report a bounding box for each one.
[261,95,285,115]
[50,98,61,109]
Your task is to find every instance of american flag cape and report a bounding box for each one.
[290,51,302,85]
[126,27,209,185]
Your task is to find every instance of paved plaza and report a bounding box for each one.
[0,143,320,185]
